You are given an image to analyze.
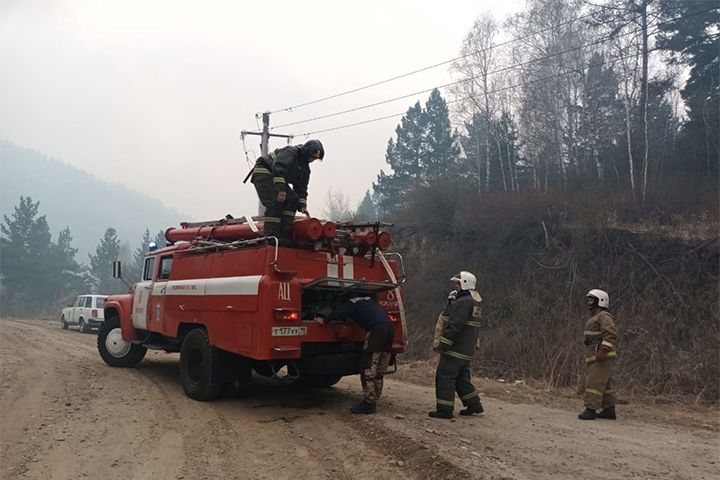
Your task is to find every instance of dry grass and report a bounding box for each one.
[391,180,720,403]
[394,359,720,431]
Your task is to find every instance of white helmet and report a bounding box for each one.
[451,271,476,291]
[587,289,609,308]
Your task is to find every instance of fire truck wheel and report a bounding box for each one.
[298,375,343,388]
[97,316,147,368]
[179,328,224,401]
[252,362,274,377]
[61,316,68,330]
[322,375,343,387]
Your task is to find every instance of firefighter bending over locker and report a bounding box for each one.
[250,139,324,246]
[314,296,395,415]
[579,289,619,420]
[429,271,484,419]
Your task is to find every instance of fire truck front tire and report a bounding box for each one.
[97,317,147,367]
[179,328,224,401]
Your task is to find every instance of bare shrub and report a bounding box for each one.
[394,177,719,402]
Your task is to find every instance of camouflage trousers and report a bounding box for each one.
[360,325,394,404]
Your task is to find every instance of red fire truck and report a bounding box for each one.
[98,217,406,401]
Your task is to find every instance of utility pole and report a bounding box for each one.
[241,111,294,216]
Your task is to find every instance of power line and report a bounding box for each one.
[293,33,718,138]
[274,6,718,132]
[268,11,604,114]
[273,29,630,130]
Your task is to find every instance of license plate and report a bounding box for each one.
[272,326,307,337]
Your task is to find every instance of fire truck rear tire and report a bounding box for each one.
[298,375,343,388]
[97,317,147,368]
[179,328,224,401]
[320,375,342,387]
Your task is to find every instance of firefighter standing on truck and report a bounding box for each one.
[579,289,619,420]
[432,291,457,351]
[429,271,484,419]
[250,139,324,246]
[314,296,395,415]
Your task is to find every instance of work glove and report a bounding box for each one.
[596,346,610,362]
[277,191,287,202]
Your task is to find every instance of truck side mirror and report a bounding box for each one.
[113,261,122,279]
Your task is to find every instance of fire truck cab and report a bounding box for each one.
[98,217,406,401]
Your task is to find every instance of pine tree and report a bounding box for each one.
[374,103,426,213]
[1,197,48,314]
[88,227,122,294]
[657,0,719,176]
[353,190,379,221]
[460,112,488,192]
[125,228,152,282]
[582,52,623,184]
[153,230,166,249]
[0,197,85,315]
[423,89,461,179]
[49,227,87,305]
[373,90,462,214]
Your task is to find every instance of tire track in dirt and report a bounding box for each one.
[2,318,718,480]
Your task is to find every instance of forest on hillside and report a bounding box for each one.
[341,0,719,402]
[0,142,185,260]
[0,196,169,316]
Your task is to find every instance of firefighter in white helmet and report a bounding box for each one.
[429,271,484,419]
[431,290,457,351]
[579,289,619,420]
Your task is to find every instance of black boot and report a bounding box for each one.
[460,402,484,416]
[351,401,376,414]
[428,408,454,419]
[596,406,616,420]
[265,236,293,248]
[280,216,296,247]
[578,408,597,420]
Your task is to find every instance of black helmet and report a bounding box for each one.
[302,139,324,160]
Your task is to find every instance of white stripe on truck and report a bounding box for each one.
[327,253,340,287]
[342,255,354,282]
[163,276,262,296]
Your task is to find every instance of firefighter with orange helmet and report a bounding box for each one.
[250,139,324,245]
[579,289,619,420]
[429,271,484,419]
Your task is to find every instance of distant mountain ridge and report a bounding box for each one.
[0,141,189,263]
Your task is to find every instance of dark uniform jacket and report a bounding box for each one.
[438,290,482,362]
[584,307,619,363]
[253,145,310,210]
[322,296,393,332]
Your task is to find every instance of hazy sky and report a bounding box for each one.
[1,0,521,221]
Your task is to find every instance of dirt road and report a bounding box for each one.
[1,318,717,480]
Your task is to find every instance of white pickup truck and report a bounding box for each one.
[61,295,108,333]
